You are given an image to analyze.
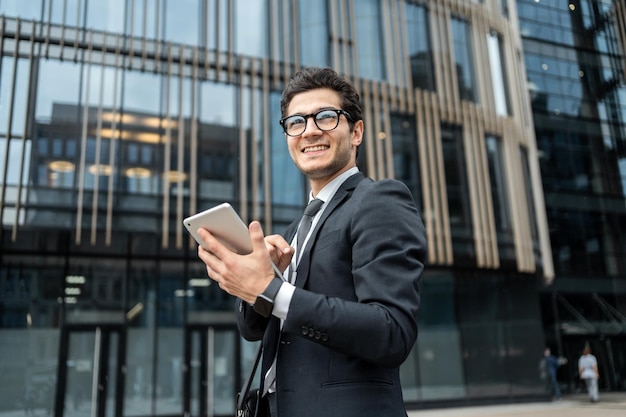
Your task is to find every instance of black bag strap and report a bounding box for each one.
[237,344,263,412]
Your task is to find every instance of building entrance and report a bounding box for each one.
[55,325,126,417]
[560,335,626,394]
[183,324,242,417]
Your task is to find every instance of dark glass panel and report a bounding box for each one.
[391,112,422,209]
[458,272,545,398]
[485,135,515,266]
[406,271,466,401]
[406,1,435,91]
[451,17,478,102]
[441,124,475,264]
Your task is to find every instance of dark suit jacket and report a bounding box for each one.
[237,172,426,417]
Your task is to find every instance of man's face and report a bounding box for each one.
[284,88,363,188]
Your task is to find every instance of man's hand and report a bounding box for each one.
[265,233,295,274]
[197,221,277,304]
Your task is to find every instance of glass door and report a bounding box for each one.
[184,325,240,417]
[56,325,125,417]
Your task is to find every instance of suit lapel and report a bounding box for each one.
[295,172,365,288]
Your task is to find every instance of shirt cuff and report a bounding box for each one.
[272,281,295,320]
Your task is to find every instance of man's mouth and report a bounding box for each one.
[303,145,328,153]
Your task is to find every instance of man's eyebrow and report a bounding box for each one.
[287,106,340,116]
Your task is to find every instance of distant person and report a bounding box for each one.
[543,347,562,400]
[578,346,599,402]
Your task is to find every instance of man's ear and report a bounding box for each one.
[351,120,364,147]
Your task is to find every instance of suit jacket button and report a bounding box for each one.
[308,328,315,337]
[314,331,321,339]
[321,333,328,341]
[301,326,308,335]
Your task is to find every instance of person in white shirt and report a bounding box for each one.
[578,346,599,402]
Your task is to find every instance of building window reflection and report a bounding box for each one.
[442,124,474,264]
[406,1,435,92]
[487,32,510,116]
[299,0,328,67]
[451,16,478,103]
[391,113,422,208]
[356,0,386,81]
[486,135,514,264]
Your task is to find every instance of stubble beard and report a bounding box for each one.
[297,144,354,180]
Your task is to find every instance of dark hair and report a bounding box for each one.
[280,67,363,130]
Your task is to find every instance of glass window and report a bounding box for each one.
[126,0,159,39]
[485,135,511,233]
[498,0,509,18]
[52,138,63,157]
[486,135,515,264]
[0,261,61,415]
[487,31,510,116]
[355,0,385,81]
[406,1,435,91]
[442,125,469,227]
[235,0,268,58]
[0,0,43,19]
[517,0,574,45]
[441,124,474,263]
[451,16,478,103]
[0,58,30,137]
[0,138,30,187]
[299,0,328,67]
[125,327,157,415]
[519,147,539,244]
[404,271,465,401]
[164,0,200,46]
[85,0,126,34]
[458,272,545,398]
[391,113,422,208]
[35,61,82,121]
[32,62,83,192]
[49,0,82,27]
[548,209,613,276]
[271,91,305,228]
[197,81,238,202]
[127,143,139,164]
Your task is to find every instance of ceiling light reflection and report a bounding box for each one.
[49,160,75,173]
[125,167,152,178]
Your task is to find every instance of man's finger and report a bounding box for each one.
[248,221,267,251]
[197,228,228,259]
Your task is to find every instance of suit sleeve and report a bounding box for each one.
[235,298,270,341]
[282,180,426,366]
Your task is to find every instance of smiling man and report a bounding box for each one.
[197,67,426,417]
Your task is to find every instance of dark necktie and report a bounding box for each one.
[296,198,324,259]
[262,199,324,394]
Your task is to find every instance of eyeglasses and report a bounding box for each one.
[279,109,351,137]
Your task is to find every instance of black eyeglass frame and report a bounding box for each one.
[279,109,352,137]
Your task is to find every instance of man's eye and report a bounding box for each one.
[288,117,305,126]
[316,111,336,121]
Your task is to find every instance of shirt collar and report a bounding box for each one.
[309,167,359,204]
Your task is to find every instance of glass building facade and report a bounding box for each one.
[517,0,626,395]
[0,1,622,416]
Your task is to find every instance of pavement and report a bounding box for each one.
[407,393,626,417]
[2,392,624,416]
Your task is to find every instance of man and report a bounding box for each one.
[543,347,561,400]
[197,67,426,417]
[578,346,599,403]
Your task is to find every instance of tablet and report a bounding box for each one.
[183,203,253,254]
